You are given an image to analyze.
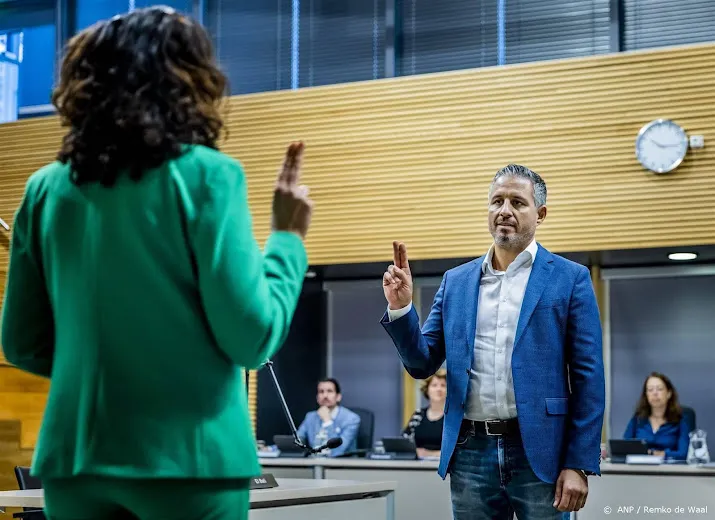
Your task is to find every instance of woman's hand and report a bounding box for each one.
[272,142,313,239]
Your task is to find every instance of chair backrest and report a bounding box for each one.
[349,407,375,451]
[14,466,41,490]
[681,406,696,432]
[14,466,45,516]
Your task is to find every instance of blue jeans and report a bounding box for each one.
[449,422,568,520]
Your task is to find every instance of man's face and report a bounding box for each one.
[488,175,546,250]
[317,381,340,408]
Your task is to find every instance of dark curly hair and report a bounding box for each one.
[51,6,228,186]
[634,372,682,424]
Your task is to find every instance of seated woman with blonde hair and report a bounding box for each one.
[402,368,446,458]
[624,372,690,460]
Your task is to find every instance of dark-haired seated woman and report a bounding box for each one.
[1,6,313,520]
[623,372,690,460]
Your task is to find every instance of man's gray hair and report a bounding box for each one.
[490,164,547,207]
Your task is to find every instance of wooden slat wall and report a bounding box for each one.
[0,366,48,449]
[1,43,715,451]
[225,43,715,263]
[1,44,715,271]
[0,420,34,496]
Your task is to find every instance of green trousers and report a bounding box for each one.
[42,476,251,520]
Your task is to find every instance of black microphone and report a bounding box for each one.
[309,437,343,455]
[326,437,343,449]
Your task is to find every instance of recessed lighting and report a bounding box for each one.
[305,271,317,278]
[668,252,698,261]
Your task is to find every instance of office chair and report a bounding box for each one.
[350,407,375,451]
[13,466,45,520]
[681,406,696,433]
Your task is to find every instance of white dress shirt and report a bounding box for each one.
[388,239,538,421]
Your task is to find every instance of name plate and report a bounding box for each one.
[250,473,279,489]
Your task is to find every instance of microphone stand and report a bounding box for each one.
[248,361,339,489]
[262,361,330,456]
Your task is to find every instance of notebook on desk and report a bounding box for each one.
[625,454,663,465]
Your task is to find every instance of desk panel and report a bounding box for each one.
[261,458,450,520]
[325,467,451,520]
[257,460,715,520]
[252,496,389,520]
[261,465,315,480]
[576,468,715,519]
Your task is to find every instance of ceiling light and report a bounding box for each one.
[668,252,697,261]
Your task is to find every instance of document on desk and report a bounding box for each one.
[257,451,280,458]
[625,454,663,465]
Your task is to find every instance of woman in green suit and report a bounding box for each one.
[1,6,312,520]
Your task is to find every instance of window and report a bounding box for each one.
[505,0,610,64]
[398,0,498,76]
[299,0,385,87]
[0,1,56,120]
[75,0,193,32]
[623,0,715,51]
[0,33,21,123]
[206,0,292,95]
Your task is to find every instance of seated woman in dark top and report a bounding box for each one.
[623,372,690,460]
[402,368,446,458]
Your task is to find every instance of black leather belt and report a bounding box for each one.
[461,418,520,436]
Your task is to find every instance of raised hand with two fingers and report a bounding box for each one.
[272,142,313,240]
[383,241,413,310]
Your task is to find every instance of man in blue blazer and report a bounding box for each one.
[295,378,361,457]
[381,165,605,519]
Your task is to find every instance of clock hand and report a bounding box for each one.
[650,139,683,148]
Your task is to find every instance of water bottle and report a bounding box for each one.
[686,429,710,465]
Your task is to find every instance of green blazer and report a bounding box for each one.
[1,145,307,480]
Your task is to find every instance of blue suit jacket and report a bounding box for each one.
[296,406,361,457]
[381,244,605,482]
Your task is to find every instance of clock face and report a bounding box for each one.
[635,119,688,174]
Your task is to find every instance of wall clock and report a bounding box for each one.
[635,119,689,174]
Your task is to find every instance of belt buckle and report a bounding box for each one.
[484,420,501,436]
